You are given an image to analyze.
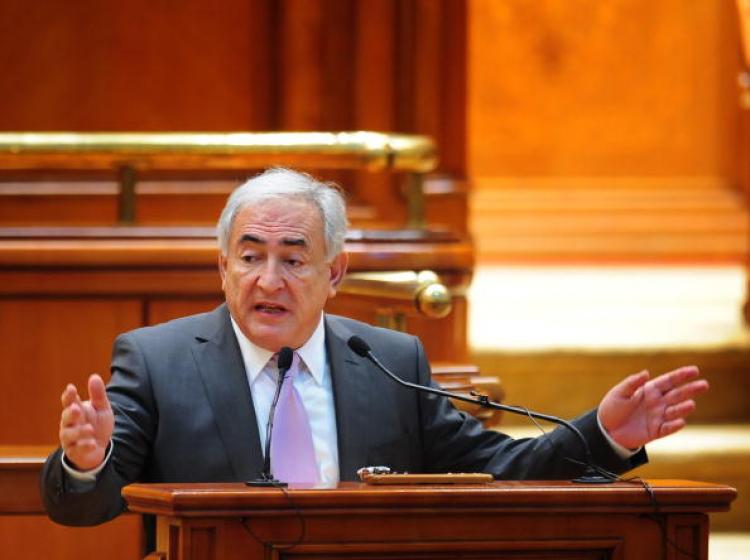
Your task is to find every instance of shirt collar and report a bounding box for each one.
[229,313,327,386]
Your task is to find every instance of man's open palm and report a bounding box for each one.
[58,374,114,471]
[599,366,709,450]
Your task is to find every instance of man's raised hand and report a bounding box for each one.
[58,374,114,471]
[599,365,709,451]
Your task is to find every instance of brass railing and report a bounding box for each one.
[341,270,452,328]
[0,131,437,227]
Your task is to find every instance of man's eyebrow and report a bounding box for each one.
[239,234,265,245]
[238,234,307,247]
[282,237,307,247]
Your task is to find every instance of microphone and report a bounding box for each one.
[246,346,294,487]
[347,335,616,483]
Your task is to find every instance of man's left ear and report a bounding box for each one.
[218,253,228,290]
[327,252,349,298]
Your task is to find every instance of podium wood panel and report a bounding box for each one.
[123,480,735,560]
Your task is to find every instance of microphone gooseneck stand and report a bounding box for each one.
[346,335,617,483]
[246,346,294,487]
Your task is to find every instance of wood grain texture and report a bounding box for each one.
[0,4,473,558]
[0,516,142,560]
[0,228,473,360]
[0,1,469,233]
[0,229,474,271]
[147,299,224,326]
[0,0,269,131]
[469,0,742,179]
[123,479,737,513]
[0,0,457,137]
[0,299,142,445]
[121,480,734,560]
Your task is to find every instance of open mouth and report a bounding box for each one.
[254,303,287,315]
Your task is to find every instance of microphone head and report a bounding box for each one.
[347,336,371,357]
[277,346,294,370]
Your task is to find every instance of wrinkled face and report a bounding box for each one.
[219,197,347,351]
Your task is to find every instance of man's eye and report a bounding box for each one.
[241,254,260,263]
[286,258,302,267]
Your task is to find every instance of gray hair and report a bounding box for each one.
[217,168,348,258]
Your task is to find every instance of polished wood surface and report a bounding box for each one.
[0,446,142,559]
[0,516,142,560]
[124,479,736,513]
[469,0,741,179]
[0,300,142,445]
[0,226,473,270]
[1,447,736,560]
[121,480,736,560]
[0,0,468,233]
[0,446,52,513]
[0,0,268,131]
[0,3,471,560]
[0,226,474,373]
[0,166,475,472]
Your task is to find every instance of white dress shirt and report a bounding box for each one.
[230,313,340,485]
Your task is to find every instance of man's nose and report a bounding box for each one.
[256,260,284,291]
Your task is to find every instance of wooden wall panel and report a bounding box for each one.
[468,0,742,180]
[276,0,357,130]
[144,290,470,362]
[0,515,141,560]
[0,0,469,233]
[0,0,272,131]
[0,6,473,559]
[0,299,142,445]
[0,193,118,225]
[147,298,224,326]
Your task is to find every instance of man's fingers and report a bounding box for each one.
[663,379,710,405]
[664,400,696,421]
[616,370,650,398]
[59,423,96,449]
[659,418,686,438]
[652,365,701,394]
[60,384,82,409]
[60,403,84,428]
[60,423,95,445]
[87,374,111,412]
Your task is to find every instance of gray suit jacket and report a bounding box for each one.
[42,304,645,528]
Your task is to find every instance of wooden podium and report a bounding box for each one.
[123,480,736,560]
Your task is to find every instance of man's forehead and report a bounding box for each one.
[230,200,323,247]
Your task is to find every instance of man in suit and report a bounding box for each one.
[42,168,709,539]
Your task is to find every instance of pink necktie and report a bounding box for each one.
[270,352,318,483]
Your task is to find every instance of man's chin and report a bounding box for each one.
[245,326,296,352]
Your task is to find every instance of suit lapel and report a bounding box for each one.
[191,305,264,481]
[325,316,373,481]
